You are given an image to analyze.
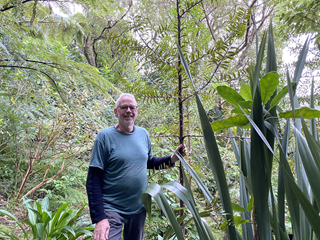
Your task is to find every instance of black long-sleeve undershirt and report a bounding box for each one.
[86,156,173,223]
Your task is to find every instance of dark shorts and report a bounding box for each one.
[105,210,146,240]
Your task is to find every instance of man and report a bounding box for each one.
[86,93,186,240]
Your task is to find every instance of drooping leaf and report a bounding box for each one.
[162,180,211,240]
[142,183,184,240]
[210,115,249,132]
[0,209,28,238]
[173,149,213,203]
[279,107,320,119]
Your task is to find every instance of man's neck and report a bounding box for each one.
[115,123,134,133]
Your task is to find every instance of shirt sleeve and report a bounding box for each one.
[147,156,175,170]
[89,138,109,171]
[86,167,107,224]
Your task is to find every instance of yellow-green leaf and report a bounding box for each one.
[260,72,279,104]
[211,115,249,132]
[217,86,246,106]
[240,83,252,101]
[279,107,320,119]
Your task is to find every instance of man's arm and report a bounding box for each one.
[86,167,107,223]
[147,144,186,169]
[86,167,110,239]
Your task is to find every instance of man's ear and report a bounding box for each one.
[114,108,118,118]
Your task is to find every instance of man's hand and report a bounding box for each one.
[94,219,110,240]
[171,144,186,163]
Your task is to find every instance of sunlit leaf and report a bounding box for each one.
[216,86,246,106]
[240,83,252,101]
[279,107,320,119]
[232,203,246,213]
[210,115,249,132]
[260,72,279,104]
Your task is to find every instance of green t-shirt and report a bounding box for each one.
[89,126,153,214]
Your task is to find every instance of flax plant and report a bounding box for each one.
[142,23,320,240]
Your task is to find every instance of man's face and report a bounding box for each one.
[114,96,138,129]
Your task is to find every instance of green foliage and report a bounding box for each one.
[0,196,93,239]
[143,22,320,240]
[277,0,320,44]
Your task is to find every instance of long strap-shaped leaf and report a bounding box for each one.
[231,132,254,240]
[249,29,272,240]
[279,159,320,239]
[292,122,320,208]
[162,180,211,240]
[309,78,319,141]
[141,182,184,240]
[172,147,213,203]
[177,44,238,240]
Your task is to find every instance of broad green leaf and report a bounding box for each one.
[238,101,252,109]
[36,223,45,238]
[279,107,320,119]
[23,197,37,225]
[270,83,295,108]
[278,120,302,239]
[210,115,249,132]
[260,72,279,104]
[234,216,249,226]
[41,197,50,212]
[232,203,246,213]
[177,43,195,91]
[216,86,246,106]
[231,107,250,115]
[240,84,252,101]
[164,215,188,240]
